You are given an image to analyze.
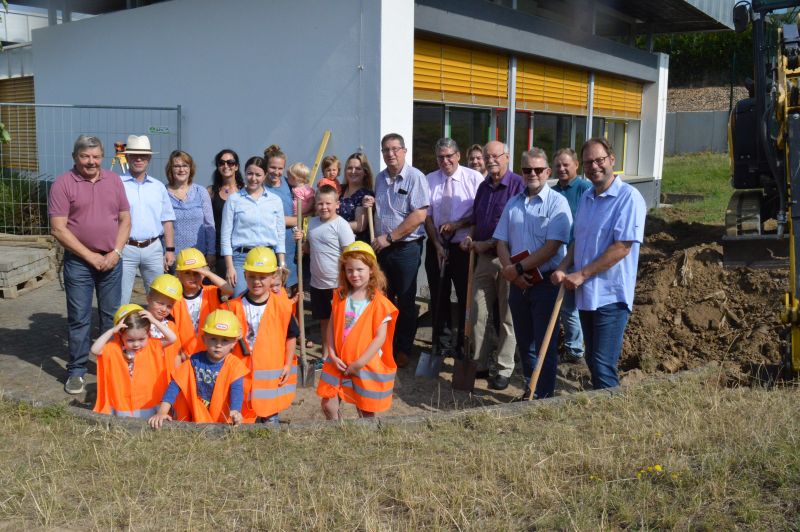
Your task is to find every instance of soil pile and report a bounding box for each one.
[621,217,786,385]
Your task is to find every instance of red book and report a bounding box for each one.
[510,250,544,285]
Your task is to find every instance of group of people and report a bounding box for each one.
[47,129,645,425]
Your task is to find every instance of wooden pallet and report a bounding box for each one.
[0,269,54,299]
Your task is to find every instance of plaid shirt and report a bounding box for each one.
[374,162,430,241]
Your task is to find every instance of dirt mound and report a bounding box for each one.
[622,236,786,383]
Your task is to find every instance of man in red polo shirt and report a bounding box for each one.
[48,135,131,394]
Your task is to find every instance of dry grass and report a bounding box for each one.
[1,371,799,530]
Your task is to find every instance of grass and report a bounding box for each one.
[1,371,800,529]
[658,152,731,225]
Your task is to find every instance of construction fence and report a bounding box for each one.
[0,103,181,235]
[664,110,729,155]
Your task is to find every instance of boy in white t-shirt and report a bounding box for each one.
[295,185,355,359]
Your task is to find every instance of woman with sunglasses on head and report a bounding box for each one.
[166,151,215,271]
[339,152,376,243]
[208,149,244,276]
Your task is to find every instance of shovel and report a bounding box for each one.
[367,205,375,242]
[452,249,477,391]
[296,199,315,387]
[415,237,451,378]
[526,284,565,400]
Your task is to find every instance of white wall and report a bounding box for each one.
[379,0,415,163]
[638,52,669,181]
[32,0,392,184]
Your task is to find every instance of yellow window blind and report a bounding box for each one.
[0,76,37,171]
[593,74,642,119]
[516,58,589,115]
[414,38,508,106]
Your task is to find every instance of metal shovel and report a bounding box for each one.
[452,249,477,391]
[415,239,450,379]
[296,199,315,387]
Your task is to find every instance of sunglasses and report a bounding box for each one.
[218,159,237,167]
[521,167,548,175]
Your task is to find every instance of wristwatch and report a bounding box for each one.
[386,232,394,244]
[165,247,175,252]
[515,263,525,276]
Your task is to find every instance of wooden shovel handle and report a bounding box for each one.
[296,198,306,362]
[464,249,476,341]
[367,206,375,242]
[527,284,565,400]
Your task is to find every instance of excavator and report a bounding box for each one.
[726,0,800,371]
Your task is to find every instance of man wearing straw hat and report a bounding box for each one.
[494,148,571,400]
[119,134,176,305]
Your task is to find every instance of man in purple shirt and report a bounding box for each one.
[460,140,524,390]
[48,135,131,394]
[424,138,482,358]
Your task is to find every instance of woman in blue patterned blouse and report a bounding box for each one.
[165,150,215,266]
[339,152,375,242]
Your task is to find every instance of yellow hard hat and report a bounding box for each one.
[149,273,183,300]
[114,303,144,326]
[343,240,376,259]
[243,246,278,273]
[201,309,241,338]
[175,247,207,271]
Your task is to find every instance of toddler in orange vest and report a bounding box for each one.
[145,273,185,372]
[148,309,249,428]
[226,246,299,425]
[92,304,177,418]
[172,248,234,361]
[317,241,398,419]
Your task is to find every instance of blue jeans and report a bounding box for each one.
[560,288,585,358]
[378,239,423,355]
[508,281,560,399]
[580,302,631,389]
[231,250,248,297]
[63,251,122,377]
[120,240,164,304]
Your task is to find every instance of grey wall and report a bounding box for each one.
[665,110,729,155]
[31,0,385,185]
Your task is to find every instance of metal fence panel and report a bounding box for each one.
[0,103,181,235]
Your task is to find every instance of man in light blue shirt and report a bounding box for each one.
[552,138,646,389]
[494,148,572,399]
[119,135,176,304]
[371,133,430,367]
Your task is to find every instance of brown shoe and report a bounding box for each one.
[394,351,410,368]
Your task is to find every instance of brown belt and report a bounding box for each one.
[127,237,159,248]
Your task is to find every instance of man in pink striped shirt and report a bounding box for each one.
[424,137,483,359]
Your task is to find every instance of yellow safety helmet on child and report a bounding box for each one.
[201,309,241,338]
[149,273,183,300]
[343,240,376,259]
[114,303,144,326]
[243,246,278,273]
[175,248,208,271]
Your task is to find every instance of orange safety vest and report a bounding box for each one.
[171,354,250,423]
[159,317,182,378]
[93,337,171,418]
[226,289,297,421]
[317,291,398,413]
[172,286,225,357]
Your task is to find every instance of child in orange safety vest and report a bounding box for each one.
[172,247,234,361]
[317,241,398,419]
[144,273,185,374]
[225,246,300,425]
[148,309,250,428]
[92,304,178,418]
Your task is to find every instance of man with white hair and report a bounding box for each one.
[119,134,176,304]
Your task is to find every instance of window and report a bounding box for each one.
[605,120,626,173]
[449,106,491,161]
[532,113,571,160]
[412,103,444,174]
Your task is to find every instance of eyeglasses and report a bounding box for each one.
[218,159,237,167]
[521,167,548,175]
[172,164,190,170]
[381,147,405,154]
[436,152,458,162]
[582,155,610,168]
[484,152,507,161]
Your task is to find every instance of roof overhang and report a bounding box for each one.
[597,0,734,34]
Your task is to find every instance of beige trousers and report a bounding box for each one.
[470,253,516,377]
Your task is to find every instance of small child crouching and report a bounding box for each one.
[317,241,398,419]
[172,247,234,360]
[226,246,299,424]
[148,310,249,428]
[92,304,177,418]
